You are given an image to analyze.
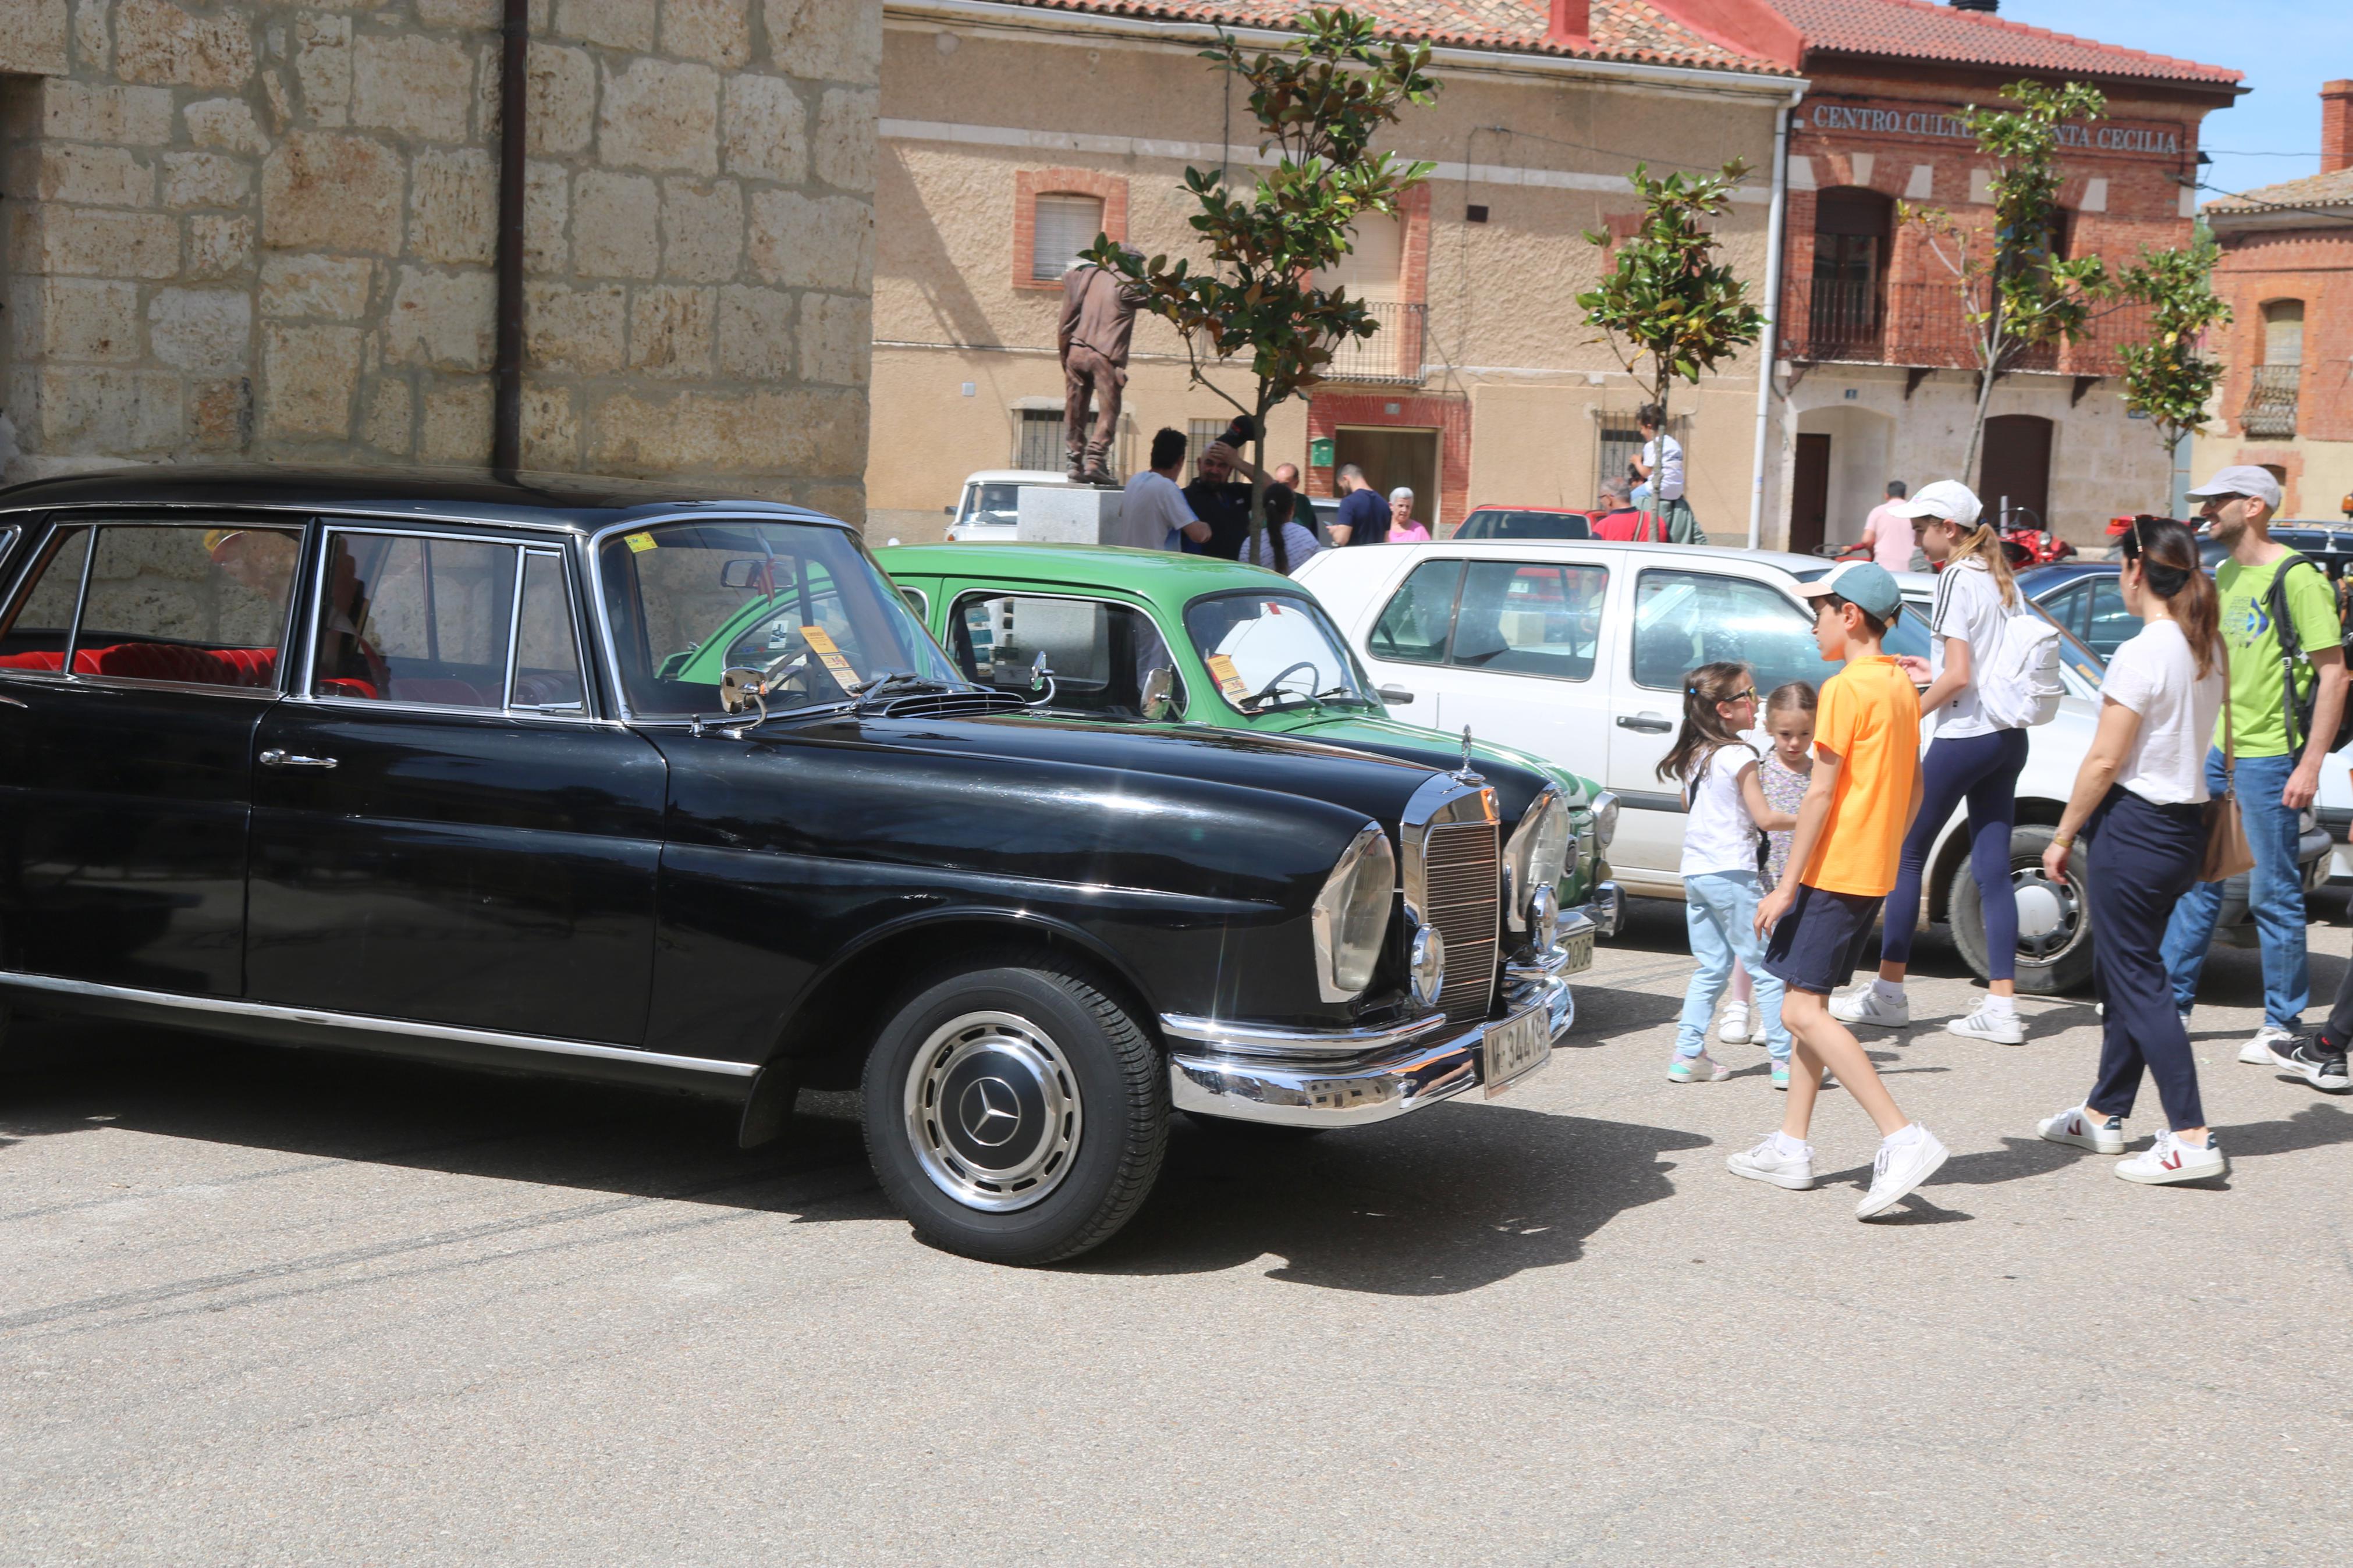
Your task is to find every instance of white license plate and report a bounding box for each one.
[1482,1002,1551,1098]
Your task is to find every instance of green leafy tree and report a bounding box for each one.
[1080,8,1439,547]
[2116,234,2231,502]
[1904,80,2114,488]
[1575,161,1764,539]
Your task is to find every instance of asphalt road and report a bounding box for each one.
[6,900,2352,1565]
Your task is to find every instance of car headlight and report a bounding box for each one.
[1407,919,1446,1009]
[1312,823,1395,1002]
[1589,790,1619,851]
[1503,787,1574,931]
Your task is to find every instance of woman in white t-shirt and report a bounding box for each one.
[1656,662,1797,1086]
[1833,478,2033,1046]
[2036,517,2230,1185]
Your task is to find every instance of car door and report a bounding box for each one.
[1349,555,1458,726]
[1404,553,1616,781]
[243,524,668,1044]
[0,515,303,995]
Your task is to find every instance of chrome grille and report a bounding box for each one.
[1423,820,1500,1025]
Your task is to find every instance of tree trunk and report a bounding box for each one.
[1962,295,2006,486]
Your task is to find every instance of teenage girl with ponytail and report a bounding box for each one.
[1830,479,2033,1045]
[2035,517,2230,1184]
[1659,663,1797,1085]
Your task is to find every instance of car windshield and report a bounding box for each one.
[598,518,962,719]
[1454,510,1593,542]
[1183,590,1374,713]
[962,483,1026,527]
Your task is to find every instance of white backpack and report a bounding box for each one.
[1977,603,2065,729]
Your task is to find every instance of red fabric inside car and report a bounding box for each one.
[315,677,379,700]
[0,643,278,684]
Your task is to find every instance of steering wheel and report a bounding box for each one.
[1245,660,1319,709]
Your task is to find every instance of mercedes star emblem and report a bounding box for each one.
[958,1076,1022,1147]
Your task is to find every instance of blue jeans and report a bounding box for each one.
[2162,749,2308,1030]
[1679,870,1789,1061]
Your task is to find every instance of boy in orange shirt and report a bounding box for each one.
[1742,560,1951,1218]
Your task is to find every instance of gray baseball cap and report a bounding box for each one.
[2186,465,2283,509]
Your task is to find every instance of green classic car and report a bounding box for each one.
[876,542,1621,943]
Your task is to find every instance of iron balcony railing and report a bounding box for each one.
[1779,279,2150,378]
[2241,364,2300,439]
[1323,301,1426,385]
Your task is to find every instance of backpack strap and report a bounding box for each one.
[2264,551,2326,749]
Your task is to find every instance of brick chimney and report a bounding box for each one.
[2324,80,2353,175]
[1950,0,1999,12]
[1547,0,1589,47]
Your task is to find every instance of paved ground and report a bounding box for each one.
[6,899,2352,1565]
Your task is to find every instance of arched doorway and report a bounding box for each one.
[1981,414,2053,529]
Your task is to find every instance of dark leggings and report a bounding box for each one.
[1880,726,2030,980]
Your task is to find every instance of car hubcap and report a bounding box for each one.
[903,1011,1083,1213]
[2010,863,2081,961]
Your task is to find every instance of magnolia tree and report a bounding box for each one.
[1904,80,2113,487]
[1576,161,1764,542]
[2117,233,2232,508]
[1080,8,1438,548]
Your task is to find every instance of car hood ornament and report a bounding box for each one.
[1453,724,1485,784]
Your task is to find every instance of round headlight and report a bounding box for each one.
[1408,920,1446,1009]
[1589,790,1620,851]
[1529,884,1559,952]
[1504,788,1575,931]
[1312,823,1395,1002]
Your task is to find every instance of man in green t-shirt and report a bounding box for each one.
[2164,465,2349,1076]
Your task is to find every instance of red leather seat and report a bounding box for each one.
[315,677,379,700]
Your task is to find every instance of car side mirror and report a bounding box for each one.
[720,559,760,589]
[1141,665,1175,721]
[1376,684,1414,706]
[1027,650,1057,707]
[718,667,766,718]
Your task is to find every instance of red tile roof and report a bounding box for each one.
[2205,167,2353,216]
[1764,0,2240,88]
[997,1,1797,75]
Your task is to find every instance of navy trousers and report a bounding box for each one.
[2084,786,2209,1130]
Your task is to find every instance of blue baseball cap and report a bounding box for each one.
[1797,559,1904,620]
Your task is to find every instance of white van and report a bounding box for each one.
[943,470,1073,542]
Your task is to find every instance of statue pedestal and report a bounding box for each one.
[1017,485,1123,545]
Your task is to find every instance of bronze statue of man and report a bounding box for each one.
[1057,249,1142,486]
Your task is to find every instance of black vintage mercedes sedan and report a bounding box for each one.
[0,470,1575,1264]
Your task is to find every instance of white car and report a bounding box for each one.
[1296,540,2109,993]
[943,470,1073,542]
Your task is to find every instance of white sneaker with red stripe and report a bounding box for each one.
[2114,1130,2227,1185]
[2037,1105,2124,1155]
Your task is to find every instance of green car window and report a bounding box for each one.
[950,592,1181,720]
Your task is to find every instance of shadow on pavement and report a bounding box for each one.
[1074,1103,1711,1295]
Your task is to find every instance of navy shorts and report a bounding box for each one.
[1762,883,1886,996]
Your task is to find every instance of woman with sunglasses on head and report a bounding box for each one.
[2036,518,2229,1183]
[1830,479,2033,1045]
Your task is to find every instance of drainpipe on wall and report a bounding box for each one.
[492,0,529,477]
[1746,88,1802,550]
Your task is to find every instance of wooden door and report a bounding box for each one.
[1790,433,1832,556]
[1333,427,1441,531]
[1980,415,2054,528]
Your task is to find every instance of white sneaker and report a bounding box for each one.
[2238,1025,2296,1065]
[1829,984,1910,1029]
[1855,1126,1949,1219]
[2116,1130,2228,1185]
[1717,1002,1754,1044]
[1728,1135,1815,1191]
[1946,1002,2025,1046]
[2038,1105,2125,1155]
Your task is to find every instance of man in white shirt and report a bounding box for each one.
[1631,403,1705,544]
[1117,428,1212,552]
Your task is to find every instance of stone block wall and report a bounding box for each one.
[0,0,876,519]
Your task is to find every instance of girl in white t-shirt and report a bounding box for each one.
[2036,517,2231,1185]
[1658,662,1796,1085]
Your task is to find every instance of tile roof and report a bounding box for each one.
[1764,0,2240,87]
[2205,167,2353,216]
[996,1,1796,75]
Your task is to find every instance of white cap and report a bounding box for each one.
[1890,479,1983,529]
[2187,465,2283,510]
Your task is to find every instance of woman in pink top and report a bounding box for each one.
[1387,488,1432,542]
[1858,481,1919,572]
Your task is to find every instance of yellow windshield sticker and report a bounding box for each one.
[1205,653,1250,701]
[624,531,657,553]
[801,625,858,687]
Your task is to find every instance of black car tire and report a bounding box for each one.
[1950,823,2095,995]
[861,955,1166,1265]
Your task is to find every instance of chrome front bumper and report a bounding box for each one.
[1163,957,1575,1129]
[1571,881,1623,940]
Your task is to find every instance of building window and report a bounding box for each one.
[1016,408,1064,472]
[1031,194,1105,282]
[1808,187,1890,355]
[2245,300,2304,438]
[1013,169,1129,291]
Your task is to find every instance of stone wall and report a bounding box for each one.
[0,0,877,520]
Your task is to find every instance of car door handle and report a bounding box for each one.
[1616,713,1673,733]
[259,749,338,770]
[1376,685,1415,706]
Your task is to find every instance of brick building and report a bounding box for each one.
[1738,0,2242,550]
[2195,80,2353,523]
[0,0,879,518]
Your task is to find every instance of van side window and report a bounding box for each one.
[1369,560,1463,664]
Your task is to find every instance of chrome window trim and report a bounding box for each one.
[945,584,1189,719]
[506,546,594,717]
[0,499,585,534]
[0,970,758,1079]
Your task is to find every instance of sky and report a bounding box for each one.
[2005,1,2353,204]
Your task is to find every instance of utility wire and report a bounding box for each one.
[2194,177,2353,226]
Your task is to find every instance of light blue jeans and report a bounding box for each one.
[1679,869,1789,1061]
[2163,748,2309,1030]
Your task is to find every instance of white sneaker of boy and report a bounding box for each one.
[2036,1105,2124,1155]
[2115,1130,2228,1185]
[1855,1126,1949,1219]
[1829,984,1910,1029]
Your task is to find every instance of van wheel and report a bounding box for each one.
[861,955,1166,1265]
[1949,823,2095,995]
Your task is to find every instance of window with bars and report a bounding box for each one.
[1598,411,1689,499]
[1031,194,1106,282]
[1016,409,1064,471]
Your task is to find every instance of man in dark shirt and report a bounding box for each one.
[1332,464,1389,546]
[1181,442,1256,559]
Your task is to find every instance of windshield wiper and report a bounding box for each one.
[1310,686,1372,707]
[851,671,969,710]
